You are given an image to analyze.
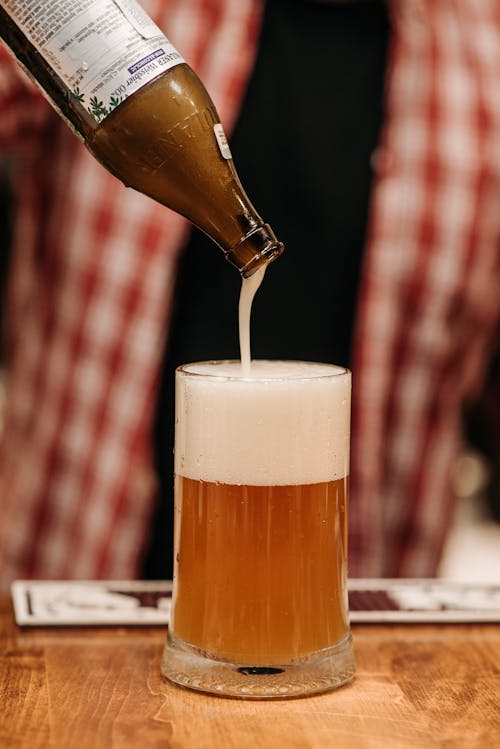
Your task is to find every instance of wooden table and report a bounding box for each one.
[1,596,499,749]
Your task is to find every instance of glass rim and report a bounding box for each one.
[176,359,351,382]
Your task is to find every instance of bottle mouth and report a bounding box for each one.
[225,224,284,277]
[238,240,285,277]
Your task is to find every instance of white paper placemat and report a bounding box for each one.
[11,580,172,626]
[11,578,500,626]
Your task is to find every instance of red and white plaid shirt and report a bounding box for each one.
[0,0,499,590]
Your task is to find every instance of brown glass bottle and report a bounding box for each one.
[0,4,283,276]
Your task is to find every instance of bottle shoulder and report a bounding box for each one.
[96,63,216,136]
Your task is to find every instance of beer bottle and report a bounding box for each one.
[0,0,284,276]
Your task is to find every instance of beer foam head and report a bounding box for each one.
[175,360,351,486]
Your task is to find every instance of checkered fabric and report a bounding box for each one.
[350,0,500,575]
[0,0,499,591]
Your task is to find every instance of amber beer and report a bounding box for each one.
[173,475,348,664]
[163,360,356,697]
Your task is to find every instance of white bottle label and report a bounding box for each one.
[214,124,232,160]
[2,0,185,123]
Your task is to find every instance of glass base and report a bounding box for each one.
[161,631,355,699]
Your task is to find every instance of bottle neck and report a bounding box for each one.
[224,223,284,277]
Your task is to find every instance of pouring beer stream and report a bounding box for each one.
[238,266,266,375]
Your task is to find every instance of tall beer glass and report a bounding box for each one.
[162,360,355,698]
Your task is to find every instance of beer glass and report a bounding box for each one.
[161,360,355,698]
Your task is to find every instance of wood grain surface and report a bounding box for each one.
[1,597,499,749]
